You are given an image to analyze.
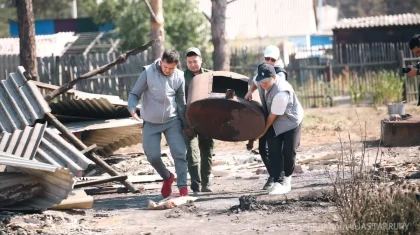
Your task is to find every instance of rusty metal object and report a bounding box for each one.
[381,116,420,147]
[225,89,235,99]
[186,71,264,141]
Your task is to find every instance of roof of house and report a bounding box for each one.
[334,13,420,30]
[0,32,78,57]
[199,0,321,40]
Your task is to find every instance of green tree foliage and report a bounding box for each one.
[163,0,210,60]
[81,0,129,25]
[115,2,150,51]
[115,0,211,68]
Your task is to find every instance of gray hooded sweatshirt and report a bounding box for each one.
[127,59,187,128]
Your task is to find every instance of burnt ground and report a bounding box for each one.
[1,104,420,235]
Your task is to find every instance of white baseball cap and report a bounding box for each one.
[185,47,201,57]
[264,45,280,59]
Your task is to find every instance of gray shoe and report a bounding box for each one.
[201,185,213,192]
[262,177,274,190]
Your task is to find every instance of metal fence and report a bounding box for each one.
[230,42,417,107]
[0,51,154,101]
[1,42,418,108]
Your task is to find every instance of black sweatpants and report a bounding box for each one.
[258,126,276,177]
[267,123,302,183]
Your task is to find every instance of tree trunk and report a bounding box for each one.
[150,0,164,60]
[211,0,230,71]
[16,0,38,81]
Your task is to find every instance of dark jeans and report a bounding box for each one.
[267,123,302,183]
[258,126,275,177]
[185,133,214,187]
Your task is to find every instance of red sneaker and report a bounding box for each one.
[180,187,188,196]
[161,172,175,198]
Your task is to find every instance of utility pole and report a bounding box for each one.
[16,0,38,81]
[72,0,78,19]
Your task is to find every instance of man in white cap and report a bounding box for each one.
[183,47,214,193]
[262,45,287,80]
[246,45,288,190]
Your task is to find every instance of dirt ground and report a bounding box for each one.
[2,104,420,235]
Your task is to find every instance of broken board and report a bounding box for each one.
[51,188,94,210]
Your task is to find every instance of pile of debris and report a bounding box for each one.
[0,66,143,212]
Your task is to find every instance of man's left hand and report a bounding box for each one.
[255,131,266,140]
[407,65,419,77]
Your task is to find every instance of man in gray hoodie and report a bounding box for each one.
[128,49,189,197]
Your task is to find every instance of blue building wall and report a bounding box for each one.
[287,35,333,47]
[9,23,18,37]
[310,35,333,46]
[9,18,116,37]
[288,36,308,47]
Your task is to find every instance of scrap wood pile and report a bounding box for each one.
[0,41,163,212]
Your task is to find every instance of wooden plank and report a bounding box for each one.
[51,189,94,209]
[84,187,129,195]
[44,112,140,193]
[31,81,76,94]
[74,175,127,188]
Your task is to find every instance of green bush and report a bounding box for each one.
[349,81,366,105]
[371,71,404,105]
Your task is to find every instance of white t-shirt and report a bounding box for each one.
[253,73,289,115]
[271,92,289,115]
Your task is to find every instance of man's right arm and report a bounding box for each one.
[128,71,147,120]
[245,76,258,100]
[407,63,420,77]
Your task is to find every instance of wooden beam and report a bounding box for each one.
[74,175,128,188]
[51,189,94,209]
[81,144,97,155]
[44,113,140,193]
[202,11,211,23]
[43,40,156,102]
[84,187,130,195]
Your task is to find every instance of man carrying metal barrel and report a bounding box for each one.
[247,45,289,190]
[183,47,215,193]
[245,63,304,195]
[128,49,189,197]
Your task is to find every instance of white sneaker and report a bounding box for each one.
[282,176,292,192]
[268,182,289,195]
[268,177,292,195]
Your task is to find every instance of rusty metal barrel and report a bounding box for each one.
[186,71,265,142]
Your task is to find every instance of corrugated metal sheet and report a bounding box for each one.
[0,124,46,170]
[0,67,95,177]
[49,91,136,121]
[100,133,142,155]
[0,66,51,133]
[49,118,143,155]
[334,13,420,29]
[199,0,318,40]
[0,123,94,177]
[0,151,75,211]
